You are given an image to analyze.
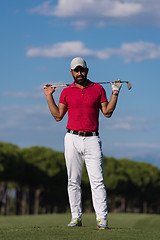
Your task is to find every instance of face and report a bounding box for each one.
[70,66,88,84]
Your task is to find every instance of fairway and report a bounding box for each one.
[0,213,160,240]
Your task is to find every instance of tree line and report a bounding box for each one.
[0,142,160,215]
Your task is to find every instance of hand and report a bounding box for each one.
[43,84,56,96]
[110,80,122,92]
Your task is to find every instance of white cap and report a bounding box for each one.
[70,57,87,70]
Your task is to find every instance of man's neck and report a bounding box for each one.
[74,79,89,89]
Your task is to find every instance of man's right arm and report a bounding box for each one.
[43,85,67,121]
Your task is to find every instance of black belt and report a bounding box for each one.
[67,129,99,137]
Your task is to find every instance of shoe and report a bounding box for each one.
[97,218,108,230]
[67,218,82,227]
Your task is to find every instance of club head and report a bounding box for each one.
[127,82,132,90]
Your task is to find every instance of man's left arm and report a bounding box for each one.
[101,81,122,118]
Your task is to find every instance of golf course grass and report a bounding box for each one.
[0,213,160,240]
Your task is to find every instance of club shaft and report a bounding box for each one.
[44,81,129,87]
[44,80,132,90]
[96,81,129,85]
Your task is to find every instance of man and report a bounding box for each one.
[43,57,122,229]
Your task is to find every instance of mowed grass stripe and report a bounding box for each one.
[0,213,160,240]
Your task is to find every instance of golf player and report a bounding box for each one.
[43,57,122,229]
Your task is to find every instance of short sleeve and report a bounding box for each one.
[101,86,108,103]
[59,89,68,106]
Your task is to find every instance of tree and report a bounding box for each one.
[21,146,68,214]
[103,156,160,213]
[133,161,160,213]
[0,142,21,214]
[1,141,160,215]
[103,156,130,212]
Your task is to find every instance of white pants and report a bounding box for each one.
[64,133,107,220]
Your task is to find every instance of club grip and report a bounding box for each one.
[44,84,69,89]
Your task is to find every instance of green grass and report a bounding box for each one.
[0,213,160,240]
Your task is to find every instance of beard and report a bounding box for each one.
[74,75,87,84]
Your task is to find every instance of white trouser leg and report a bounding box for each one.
[64,133,107,220]
[84,136,107,220]
[64,133,84,219]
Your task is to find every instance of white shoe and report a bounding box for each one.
[97,218,108,229]
[67,218,82,227]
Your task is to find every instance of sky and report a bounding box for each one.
[0,0,160,168]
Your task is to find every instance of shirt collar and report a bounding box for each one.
[70,80,94,88]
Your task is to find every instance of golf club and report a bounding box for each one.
[44,80,132,90]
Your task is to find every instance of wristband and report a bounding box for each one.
[112,92,119,96]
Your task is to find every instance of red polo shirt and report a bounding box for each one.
[59,80,108,132]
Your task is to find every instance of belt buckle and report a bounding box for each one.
[78,131,82,136]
